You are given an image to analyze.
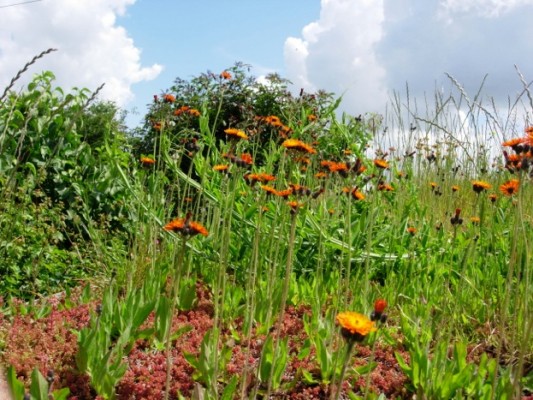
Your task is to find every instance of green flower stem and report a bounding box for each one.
[266,210,298,398]
[332,338,356,400]
[164,236,188,400]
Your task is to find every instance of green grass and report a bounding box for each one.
[0,58,531,399]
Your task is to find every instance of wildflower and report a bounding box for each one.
[470,217,480,224]
[260,185,279,196]
[371,299,388,323]
[287,201,304,214]
[213,164,229,173]
[407,227,417,235]
[239,153,254,165]
[342,186,365,200]
[451,185,459,192]
[282,139,317,154]
[499,179,520,196]
[224,128,248,140]
[174,105,199,117]
[276,188,293,198]
[289,183,311,196]
[164,215,208,237]
[324,161,349,175]
[279,125,292,137]
[244,173,275,185]
[140,156,155,166]
[261,115,283,127]
[472,180,491,193]
[430,182,438,190]
[315,172,328,179]
[307,114,317,122]
[336,311,376,342]
[502,137,526,148]
[377,183,394,192]
[373,159,389,169]
[450,208,463,226]
[220,70,232,80]
[489,194,498,203]
[163,94,175,103]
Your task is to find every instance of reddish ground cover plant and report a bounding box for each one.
[1,291,411,399]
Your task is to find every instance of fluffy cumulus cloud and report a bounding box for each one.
[285,0,533,117]
[284,0,388,115]
[0,0,162,105]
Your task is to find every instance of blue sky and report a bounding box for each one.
[117,0,321,125]
[1,0,533,131]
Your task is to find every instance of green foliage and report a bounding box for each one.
[396,316,515,399]
[0,71,135,298]
[184,328,232,398]
[75,284,156,399]
[7,366,70,400]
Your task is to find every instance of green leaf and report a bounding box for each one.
[51,387,71,400]
[29,368,49,400]
[6,366,25,400]
[220,375,238,400]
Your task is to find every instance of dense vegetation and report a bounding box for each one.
[0,53,531,399]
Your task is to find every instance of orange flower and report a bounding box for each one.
[371,299,388,323]
[373,159,389,169]
[336,311,376,341]
[289,183,311,196]
[163,94,175,103]
[499,179,520,196]
[407,227,417,235]
[287,201,304,213]
[282,139,317,154]
[239,153,254,165]
[470,217,480,224]
[489,194,498,203]
[220,71,232,80]
[374,299,387,314]
[188,109,201,117]
[244,173,276,185]
[213,164,229,172]
[472,180,491,193]
[342,187,364,200]
[315,172,328,179]
[174,105,190,116]
[140,156,155,166]
[377,183,394,192]
[430,182,438,190]
[451,185,459,192]
[260,185,278,196]
[276,188,293,198]
[307,114,317,122]
[502,137,526,147]
[224,128,248,140]
[164,215,208,237]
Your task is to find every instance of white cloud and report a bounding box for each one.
[438,0,533,18]
[284,0,388,115]
[285,0,533,123]
[0,0,162,105]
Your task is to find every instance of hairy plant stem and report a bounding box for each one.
[164,236,188,400]
[239,199,264,399]
[265,210,298,398]
[331,338,356,400]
